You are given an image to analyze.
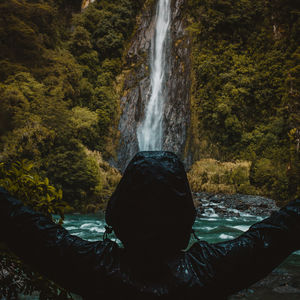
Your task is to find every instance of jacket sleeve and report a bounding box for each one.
[0,187,115,297]
[188,198,300,298]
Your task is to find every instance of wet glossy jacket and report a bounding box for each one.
[1,152,300,299]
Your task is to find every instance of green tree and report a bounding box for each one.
[45,140,99,207]
[0,160,65,222]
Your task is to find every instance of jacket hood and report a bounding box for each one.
[105,151,196,257]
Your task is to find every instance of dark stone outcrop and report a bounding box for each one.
[194,192,279,217]
[163,0,191,158]
[117,0,191,171]
[230,269,300,299]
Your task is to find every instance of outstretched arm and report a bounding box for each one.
[188,199,300,298]
[0,187,117,298]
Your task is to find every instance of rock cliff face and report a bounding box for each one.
[117,0,191,171]
[164,0,191,162]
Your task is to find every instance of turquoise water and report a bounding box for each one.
[52,213,299,299]
[18,212,300,300]
[62,213,300,269]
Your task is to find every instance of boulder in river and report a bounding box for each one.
[193,192,279,217]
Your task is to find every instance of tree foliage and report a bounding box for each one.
[0,160,65,223]
[0,0,141,208]
[187,0,300,202]
[0,251,74,300]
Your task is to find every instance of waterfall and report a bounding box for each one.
[117,0,190,170]
[137,0,171,151]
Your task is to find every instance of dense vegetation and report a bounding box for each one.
[0,0,299,297]
[0,160,72,299]
[186,0,300,203]
[0,160,65,222]
[0,0,143,211]
[188,159,255,195]
[0,1,144,297]
[0,0,299,206]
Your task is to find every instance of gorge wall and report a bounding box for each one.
[117,0,191,171]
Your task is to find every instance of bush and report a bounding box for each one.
[45,140,100,207]
[0,159,72,299]
[250,158,289,201]
[84,148,121,209]
[0,160,65,223]
[188,159,255,194]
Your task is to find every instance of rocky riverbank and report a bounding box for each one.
[230,268,300,300]
[193,192,279,217]
[193,192,300,299]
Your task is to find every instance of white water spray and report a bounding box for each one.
[137,0,171,151]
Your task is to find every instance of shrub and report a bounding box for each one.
[0,160,65,223]
[188,158,255,194]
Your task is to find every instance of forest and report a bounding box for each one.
[0,0,299,298]
[186,0,300,202]
[0,0,144,213]
[0,0,299,213]
[0,0,144,297]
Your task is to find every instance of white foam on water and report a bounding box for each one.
[219,234,234,240]
[203,208,219,218]
[209,203,225,209]
[203,226,217,231]
[86,238,100,242]
[233,225,250,232]
[80,223,97,229]
[65,226,77,230]
[89,227,105,233]
[193,226,217,231]
[239,212,255,217]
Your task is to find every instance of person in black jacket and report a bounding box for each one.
[1,151,300,299]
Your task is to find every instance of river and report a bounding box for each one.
[61,212,300,299]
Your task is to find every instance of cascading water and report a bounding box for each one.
[117,0,191,170]
[137,0,171,151]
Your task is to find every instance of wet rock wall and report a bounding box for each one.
[117,0,191,171]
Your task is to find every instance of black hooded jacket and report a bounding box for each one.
[1,151,300,299]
